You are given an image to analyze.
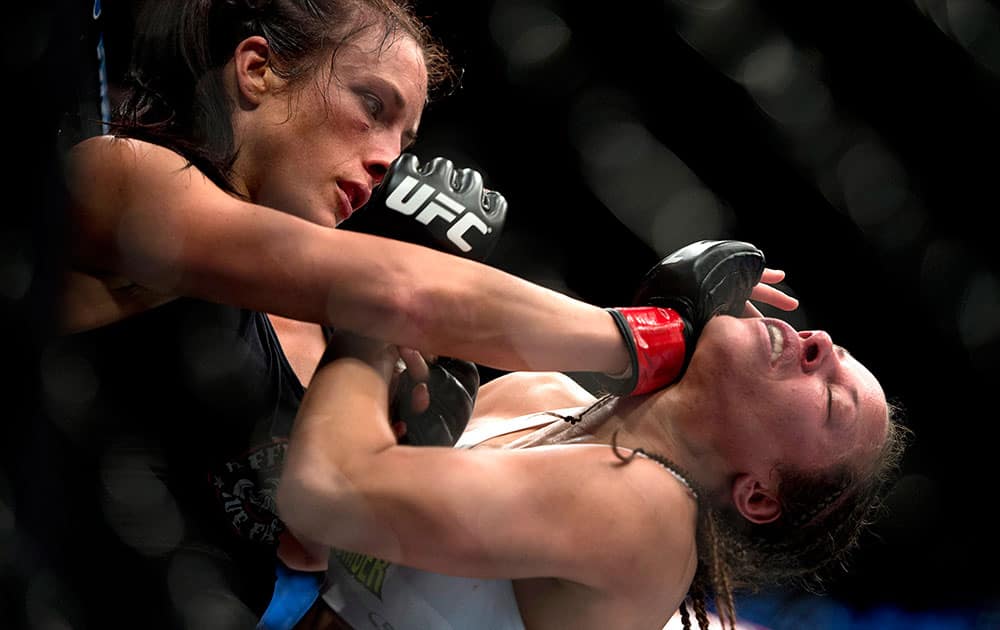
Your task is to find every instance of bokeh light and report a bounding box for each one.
[6,0,1000,628]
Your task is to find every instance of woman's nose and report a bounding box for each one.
[365,137,404,187]
[799,330,834,373]
[365,156,391,188]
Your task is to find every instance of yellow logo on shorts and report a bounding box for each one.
[334,549,392,599]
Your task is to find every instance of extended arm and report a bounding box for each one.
[63,137,627,374]
[64,139,796,391]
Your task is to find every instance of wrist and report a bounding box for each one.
[321,334,398,380]
[599,306,689,396]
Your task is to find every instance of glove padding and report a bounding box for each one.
[338,154,501,445]
[597,240,765,396]
[392,357,480,447]
[339,153,508,262]
[632,239,765,330]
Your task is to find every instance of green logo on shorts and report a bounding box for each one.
[334,549,392,599]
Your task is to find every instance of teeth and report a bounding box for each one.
[766,323,783,363]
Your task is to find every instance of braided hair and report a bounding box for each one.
[555,396,909,630]
[677,402,910,630]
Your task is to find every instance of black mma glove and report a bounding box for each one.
[339,153,508,262]
[392,357,480,447]
[340,153,503,445]
[595,240,765,396]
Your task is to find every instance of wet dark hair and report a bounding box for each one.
[681,401,910,630]
[557,395,910,630]
[112,0,456,193]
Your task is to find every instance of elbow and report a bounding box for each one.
[276,469,338,546]
[277,461,375,549]
[276,474,313,541]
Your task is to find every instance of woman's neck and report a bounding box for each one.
[598,393,731,502]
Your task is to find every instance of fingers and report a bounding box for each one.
[760,268,786,283]
[741,268,799,316]
[750,284,799,311]
[409,383,430,415]
[748,268,799,312]
[398,347,430,382]
[397,347,431,414]
[742,301,764,318]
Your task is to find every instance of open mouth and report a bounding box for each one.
[766,322,784,364]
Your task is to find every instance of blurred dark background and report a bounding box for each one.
[5,0,1000,628]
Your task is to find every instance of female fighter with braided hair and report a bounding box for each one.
[276,241,908,630]
[48,1,800,628]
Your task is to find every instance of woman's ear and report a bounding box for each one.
[233,36,272,106]
[731,473,782,524]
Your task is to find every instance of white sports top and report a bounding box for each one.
[321,554,524,630]
[320,412,696,630]
[318,416,553,630]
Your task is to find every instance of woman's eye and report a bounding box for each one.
[362,93,383,118]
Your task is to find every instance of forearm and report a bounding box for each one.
[66,137,629,374]
[356,247,629,374]
[278,343,398,547]
[262,227,630,375]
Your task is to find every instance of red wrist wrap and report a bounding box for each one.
[615,306,689,396]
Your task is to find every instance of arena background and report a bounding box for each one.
[5,1,1000,628]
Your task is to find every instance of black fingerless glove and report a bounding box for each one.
[393,358,480,447]
[339,153,508,262]
[594,240,765,396]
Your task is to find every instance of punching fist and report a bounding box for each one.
[392,357,480,447]
[633,239,765,329]
[340,154,500,446]
[339,153,508,262]
[597,240,765,396]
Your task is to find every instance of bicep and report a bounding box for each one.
[289,444,692,590]
[65,136,199,274]
[63,137,379,324]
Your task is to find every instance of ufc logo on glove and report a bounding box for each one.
[338,153,507,262]
[385,176,490,253]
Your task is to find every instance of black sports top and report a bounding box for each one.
[22,298,320,628]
